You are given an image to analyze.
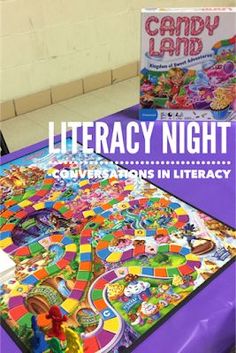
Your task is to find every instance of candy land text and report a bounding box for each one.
[145,15,220,57]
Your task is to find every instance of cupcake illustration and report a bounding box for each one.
[210,87,232,120]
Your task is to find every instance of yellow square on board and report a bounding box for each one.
[106,252,122,263]
[79,180,89,187]
[65,244,77,252]
[49,192,61,201]
[128,266,141,275]
[61,298,78,314]
[186,253,199,261]
[124,185,134,191]
[175,208,187,216]
[80,244,92,253]
[47,168,56,175]
[18,200,32,208]
[103,317,120,334]
[33,202,45,211]
[118,202,130,210]
[11,284,29,297]
[0,237,12,249]
[135,229,146,237]
[83,210,95,218]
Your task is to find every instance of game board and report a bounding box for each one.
[0,138,235,353]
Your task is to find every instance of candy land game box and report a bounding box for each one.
[139,8,236,121]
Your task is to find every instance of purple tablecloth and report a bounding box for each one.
[1,105,235,352]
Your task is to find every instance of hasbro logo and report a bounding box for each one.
[139,109,158,121]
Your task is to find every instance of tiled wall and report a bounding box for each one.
[1,0,235,117]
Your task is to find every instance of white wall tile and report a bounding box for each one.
[1,32,48,69]
[1,0,45,36]
[1,0,234,101]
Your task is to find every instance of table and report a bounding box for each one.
[0,106,235,353]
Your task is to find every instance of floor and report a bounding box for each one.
[1,77,139,153]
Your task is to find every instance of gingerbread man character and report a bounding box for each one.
[46,306,67,341]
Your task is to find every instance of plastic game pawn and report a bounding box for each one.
[31,316,48,353]
[46,305,68,341]
[48,337,65,353]
[65,327,83,353]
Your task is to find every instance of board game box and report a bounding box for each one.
[0,138,235,353]
[139,8,236,121]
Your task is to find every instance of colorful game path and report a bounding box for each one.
[0,187,202,353]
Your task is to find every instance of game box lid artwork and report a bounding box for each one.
[139,8,236,121]
[0,139,235,353]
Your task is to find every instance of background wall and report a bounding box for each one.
[0,0,235,102]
